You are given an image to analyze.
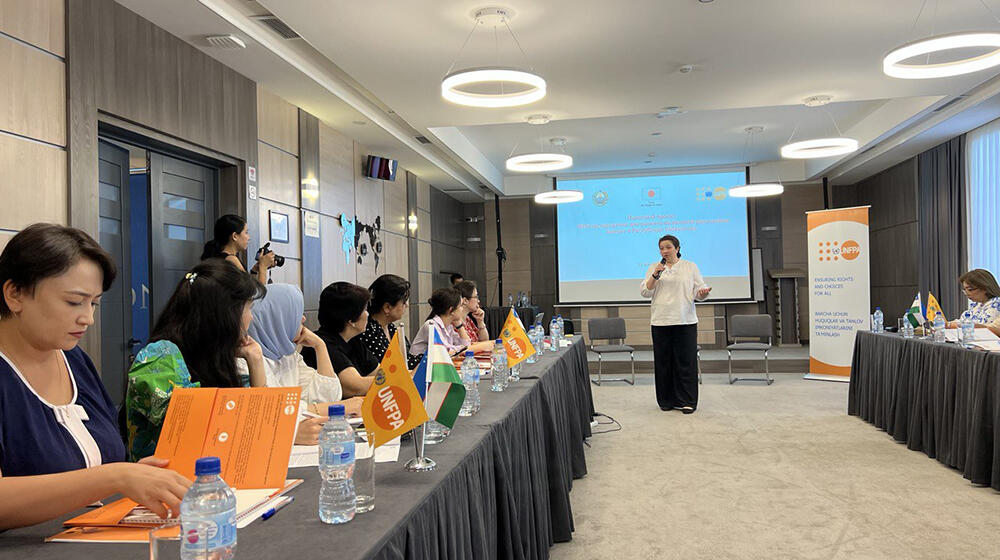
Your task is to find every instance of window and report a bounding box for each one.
[966,118,1000,276]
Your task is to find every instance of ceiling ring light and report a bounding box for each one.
[506,153,573,172]
[729,183,784,198]
[534,190,583,204]
[781,137,859,159]
[442,67,546,108]
[884,31,1000,79]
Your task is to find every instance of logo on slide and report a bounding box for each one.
[696,187,727,201]
[640,187,662,207]
[592,190,608,206]
[817,240,861,262]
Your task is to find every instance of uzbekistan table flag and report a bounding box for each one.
[360,331,428,448]
[423,331,466,429]
[500,308,535,368]
[926,292,944,322]
[905,292,926,327]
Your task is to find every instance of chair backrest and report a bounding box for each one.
[730,314,772,342]
[588,317,626,344]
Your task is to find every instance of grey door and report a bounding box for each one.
[148,152,217,320]
[97,140,132,405]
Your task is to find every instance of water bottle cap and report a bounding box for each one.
[875,307,881,311]
[328,404,345,417]
[495,338,502,344]
[194,456,221,476]
[465,350,474,357]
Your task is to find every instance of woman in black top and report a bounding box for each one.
[352,274,422,369]
[201,214,273,285]
[302,282,376,397]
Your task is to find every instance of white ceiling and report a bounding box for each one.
[118,0,1000,197]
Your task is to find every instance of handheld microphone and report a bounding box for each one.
[652,257,667,279]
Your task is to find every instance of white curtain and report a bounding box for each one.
[966,118,1000,277]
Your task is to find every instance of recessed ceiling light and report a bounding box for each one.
[651,132,662,136]
[643,160,653,164]
[648,152,656,157]
[549,137,567,146]
[803,95,832,107]
[744,125,765,134]
[698,0,714,3]
[526,114,551,125]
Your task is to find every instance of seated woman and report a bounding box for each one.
[0,224,190,529]
[409,287,469,360]
[302,282,377,398]
[454,280,494,353]
[125,259,267,461]
[201,214,274,285]
[239,283,363,419]
[352,274,422,369]
[947,269,1000,335]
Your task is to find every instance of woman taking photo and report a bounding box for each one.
[301,282,377,397]
[125,259,268,460]
[946,268,1000,335]
[640,234,711,414]
[352,274,422,369]
[201,214,274,285]
[0,224,190,529]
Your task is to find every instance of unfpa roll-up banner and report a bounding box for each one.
[805,206,870,382]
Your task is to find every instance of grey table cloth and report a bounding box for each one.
[3,339,594,559]
[848,331,1000,489]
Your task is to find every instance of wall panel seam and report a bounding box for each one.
[257,138,298,159]
[0,128,66,150]
[0,31,64,61]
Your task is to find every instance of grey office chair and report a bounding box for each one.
[697,345,703,384]
[587,317,635,385]
[727,314,774,385]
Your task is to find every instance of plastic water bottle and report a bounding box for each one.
[318,404,355,524]
[534,324,545,357]
[872,307,884,333]
[549,318,559,351]
[509,361,520,383]
[180,457,237,560]
[556,314,565,345]
[507,292,514,307]
[459,351,480,416]
[933,314,946,343]
[960,311,975,346]
[526,328,539,364]
[902,318,915,339]
[491,339,507,392]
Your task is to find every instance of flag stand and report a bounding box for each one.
[403,422,436,472]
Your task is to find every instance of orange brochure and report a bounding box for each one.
[154,386,302,488]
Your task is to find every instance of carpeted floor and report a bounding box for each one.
[551,373,1000,560]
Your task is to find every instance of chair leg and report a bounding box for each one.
[728,350,734,384]
[628,351,635,385]
[594,353,603,386]
[764,350,773,385]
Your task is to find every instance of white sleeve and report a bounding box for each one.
[639,264,656,298]
[691,263,709,300]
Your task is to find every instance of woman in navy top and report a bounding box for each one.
[0,224,190,529]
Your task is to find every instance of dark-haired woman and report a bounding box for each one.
[946,269,1000,335]
[640,234,711,414]
[352,274,422,369]
[409,287,469,359]
[125,259,267,460]
[302,282,376,398]
[201,214,273,285]
[0,224,190,529]
[454,280,493,353]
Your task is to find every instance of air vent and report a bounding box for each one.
[205,34,246,49]
[415,136,432,144]
[251,14,300,39]
[933,95,969,113]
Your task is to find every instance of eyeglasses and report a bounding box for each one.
[963,285,981,294]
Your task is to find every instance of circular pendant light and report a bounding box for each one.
[506,153,573,172]
[534,190,583,204]
[781,137,858,159]
[729,183,784,198]
[442,67,546,108]
[883,32,1000,79]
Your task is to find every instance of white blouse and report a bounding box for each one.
[639,259,709,326]
[236,353,342,404]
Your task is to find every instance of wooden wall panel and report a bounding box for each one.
[383,172,408,236]
[417,239,432,272]
[0,37,65,145]
[258,198,301,260]
[0,0,65,56]
[416,209,431,242]
[256,86,298,155]
[0,231,14,253]
[267,257,302,288]
[0,134,66,228]
[320,213,356,285]
[383,231,408,279]
[257,142,299,207]
[318,123,354,218]
[416,177,431,211]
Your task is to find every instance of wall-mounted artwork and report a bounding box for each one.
[356,216,382,269]
[269,211,289,243]
[339,214,355,264]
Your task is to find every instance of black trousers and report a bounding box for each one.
[651,323,699,409]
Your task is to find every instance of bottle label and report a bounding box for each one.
[321,441,355,466]
[182,511,236,553]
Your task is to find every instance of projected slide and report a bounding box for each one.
[556,171,751,303]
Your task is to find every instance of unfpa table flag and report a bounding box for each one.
[926,292,944,322]
[500,309,535,368]
[905,292,926,327]
[422,331,466,429]
[361,331,428,449]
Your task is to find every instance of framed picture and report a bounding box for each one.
[269,211,289,243]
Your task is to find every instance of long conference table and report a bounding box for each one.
[4,338,595,559]
[848,331,1000,490]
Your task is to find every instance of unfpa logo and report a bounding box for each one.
[696,187,727,201]
[817,240,860,262]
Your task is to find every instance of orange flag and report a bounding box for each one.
[361,331,428,449]
[500,309,536,368]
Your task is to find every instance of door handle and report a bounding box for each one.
[127,338,142,349]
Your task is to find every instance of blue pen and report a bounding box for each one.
[261,496,294,521]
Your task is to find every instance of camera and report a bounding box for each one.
[255,242,285,267]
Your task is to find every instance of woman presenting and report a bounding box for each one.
[640,235,711,414]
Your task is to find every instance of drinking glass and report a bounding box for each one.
[353,431,375,514]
